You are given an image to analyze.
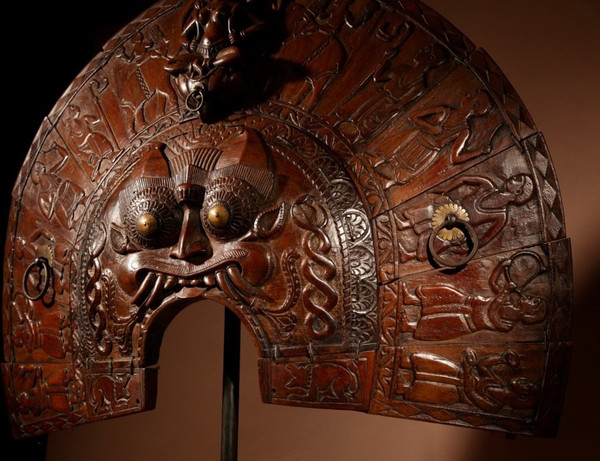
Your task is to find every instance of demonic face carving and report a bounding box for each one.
[75,121,357,365]
[105,129,282,312]
[2,0,573,441]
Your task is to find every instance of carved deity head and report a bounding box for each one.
[107,129,279,311]
[78,123,360,365]
[2,0,571,441]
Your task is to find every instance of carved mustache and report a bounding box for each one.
[132,263,257,310]
[128,249,249,278]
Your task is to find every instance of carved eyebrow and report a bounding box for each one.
[173,165,208,187]
[168,147,223,187]
[118,177,176,216]
[169,147,224,173]
[208,164,275,199]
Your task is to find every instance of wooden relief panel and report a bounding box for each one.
[2,0,571,439]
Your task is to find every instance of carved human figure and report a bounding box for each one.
[62,105,114,178]
[1,0,572,440]
[15,366,74,417]
[30,142,85,227]
[12,299,69,360]
[373,90,500,187]
[338,41,451,135]
[374,43,450,108]
[276,1,346,109]
[397,349,538,413]
[117,27,178,132]
[457,174,536,244]
[394,173,535,263]
[461,348,539,412]
[400,251,547,340]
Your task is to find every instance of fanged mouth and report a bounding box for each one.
[130,250,258,310]
[198,40,228,59]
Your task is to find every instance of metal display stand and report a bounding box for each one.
[220,309,241,461]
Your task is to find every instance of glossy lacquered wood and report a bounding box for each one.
[2,0,571,440]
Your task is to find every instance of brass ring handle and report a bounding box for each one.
[185,89,204,112]
[23,257,52,301]
[428,214,479,268]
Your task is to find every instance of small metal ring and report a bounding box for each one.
[185,89,204,111]
[23,257,52,301]
[428,216,479,268]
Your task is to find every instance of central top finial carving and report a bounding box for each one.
[2,0,572,441]
[165,0,282,120]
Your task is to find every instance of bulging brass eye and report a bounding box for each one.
[137,213,159,237]
[202,177,258,239]
[207,203,230,228]
[124,183,181,248]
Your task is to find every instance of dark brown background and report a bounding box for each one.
[2,1,599,459]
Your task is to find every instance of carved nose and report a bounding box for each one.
[170,206,212,262]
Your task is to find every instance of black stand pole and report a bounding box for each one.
[221,309,241,461]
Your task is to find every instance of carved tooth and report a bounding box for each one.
[204,274,216,286]
[215,270,234,300]
[144,274,167,309]
[164,275,178,291]
[215,270,245,305]
[132,272,157,306]
[226,265,256,297]
[216,269,252,306]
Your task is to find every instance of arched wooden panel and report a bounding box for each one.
[2,0,571,440]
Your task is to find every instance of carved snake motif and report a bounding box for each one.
[85,224,112,356]
[256,248,301,337]
[292,197,338,340]
[262,248,301,315]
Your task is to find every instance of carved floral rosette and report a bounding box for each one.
[2,0,571,439]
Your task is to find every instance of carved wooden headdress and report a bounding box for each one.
[2,0,571,439]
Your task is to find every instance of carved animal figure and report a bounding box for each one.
[1,0,571,441]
